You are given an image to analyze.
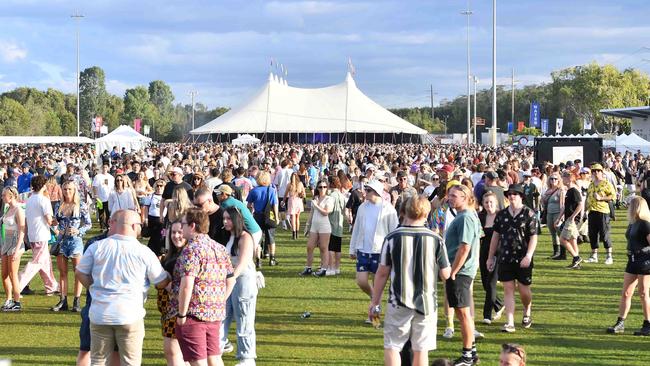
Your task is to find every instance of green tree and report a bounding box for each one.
[0,97,30,135]
[104,94,124,131]
[80,66,109,136]
[122,86,157,135]
[148,80,175,139]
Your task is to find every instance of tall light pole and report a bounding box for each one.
[430,85,438,121]
[71,12,84,136]
[511,68,519,132]
[462,1,473,145]
[490,0,498,147]
[473,76,479,143]
[188,90,198,131]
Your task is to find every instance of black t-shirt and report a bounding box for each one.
[493,206,539,264]
[625,220,650,252]
[162,181,193,201]
[563,187,582,224]
[345,189,364,221]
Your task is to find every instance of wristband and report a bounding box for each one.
[177,313,187,318]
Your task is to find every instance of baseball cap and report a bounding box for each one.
[485,171,498,179]
[171,167,184,175]
[364,180,384,195]
[580,167,591,174]
[396,171,407,179]
[590,163,604,171]
[215,185,234,196]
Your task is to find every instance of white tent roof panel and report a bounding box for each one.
[0,136,94,144]
[191,73,426,135]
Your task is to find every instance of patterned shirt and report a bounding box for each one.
[55,202,92,238]
[493,206,539,264]
[585,179,616,214]
[169,233,234,322]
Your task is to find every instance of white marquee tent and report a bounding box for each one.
[190,72,426,142]
[616,132,650,154]
[232,134,261,145]
[95,125,151,156]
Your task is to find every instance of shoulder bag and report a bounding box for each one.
[263,186,278,229]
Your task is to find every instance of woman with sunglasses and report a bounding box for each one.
[300,179,333,277]
[542,173,565,259]
[107,173,139,215]
[51,180,92,313]
[221,207,258,365]
[157,221,187,366]
[190,172,207,198]
[144,179,167,257]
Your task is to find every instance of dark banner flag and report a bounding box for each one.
[541,118,549,134]
[530,101,540,128]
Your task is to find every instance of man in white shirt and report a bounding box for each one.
[18,175,59,295]
[76,210,169,366]
[273,159,293,229]
[92,163,115,231]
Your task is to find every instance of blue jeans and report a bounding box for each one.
[221,269,258,360]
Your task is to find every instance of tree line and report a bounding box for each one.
[0,63,647,140]
[0,66,228,141]
[391,63,650,135]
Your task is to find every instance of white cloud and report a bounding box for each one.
[0,74,17,91]
[265,1,370,16]
[0,40,27,62]
[106,79,135,97]
[31,60,75,92]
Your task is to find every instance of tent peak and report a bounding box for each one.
[345,72,356,87]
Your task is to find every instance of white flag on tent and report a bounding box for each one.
[556,118,564,134]
[583,118,592,130]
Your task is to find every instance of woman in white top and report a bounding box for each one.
[1,186,25,311]
[300,179,333,277]
[107,174,139,214]
[221,206,258,365]
[144,180,166,257]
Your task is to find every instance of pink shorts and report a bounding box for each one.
[175,316,221,362]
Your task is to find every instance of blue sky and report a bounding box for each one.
[0,0,649,109]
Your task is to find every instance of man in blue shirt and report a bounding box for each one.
[17,162,33,194]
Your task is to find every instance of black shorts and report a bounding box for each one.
[498,262,533,286]
[328,235,342,252]
[445,275,473,308]
[625,256,650,275]
[279,198,287,213]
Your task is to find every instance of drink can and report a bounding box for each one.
[301,311,311,319]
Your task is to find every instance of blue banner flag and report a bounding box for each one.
[529,101,540,128]
[541,118,549,134]
[507,121,514,134]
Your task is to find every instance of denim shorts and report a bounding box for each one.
[60,236,83,258]
[356,251,380,273]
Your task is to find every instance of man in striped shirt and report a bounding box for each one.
[370,195,450,366]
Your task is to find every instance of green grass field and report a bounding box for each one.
[0,209,648,365]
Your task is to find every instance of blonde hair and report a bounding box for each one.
[449,184,476,210]
[628,196,650,224]
[169,186,193,222]
[2,186,19,202]
[59,180,80,217]
[256,171,271,187]
[404,195,431,220]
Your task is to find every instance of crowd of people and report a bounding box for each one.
[0,141,649,365]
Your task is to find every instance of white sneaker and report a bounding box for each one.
[443,327,454,339]
[605,255,613,265]
[584,255,598,263]
[222,339,234,353]
[493,306,505,321]
[335,268,341,275]
[474,329,485,340]
[325,269,336,276]
[482,318,492,325]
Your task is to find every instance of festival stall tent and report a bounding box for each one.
[95,125,151,157]
[232,134,261,145]
[616,132,650,154]
[190,72,427,143]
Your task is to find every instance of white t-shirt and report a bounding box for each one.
[25,193,53,243]
[77,234,167,325]
[274,168,293,197]
[92,173,115,202]
[361,201,382,254]
[145,193,163,218]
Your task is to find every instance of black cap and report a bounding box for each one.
[485,171,498,179]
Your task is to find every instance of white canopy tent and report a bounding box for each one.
[95,125,151,157]
[232,134,261,145]
[616,132,650,154]
[0,136,94,144]
[190,72,426,142]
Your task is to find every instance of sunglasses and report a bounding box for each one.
[318,186,328,189]
[502,344,524,361]
[549,177,558,181]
